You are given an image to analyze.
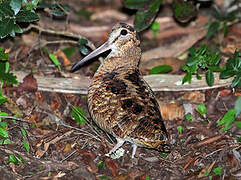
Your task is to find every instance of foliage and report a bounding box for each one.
[124,0,163,32]
[49,54,61,71]
[0,0,39,39]
[219,51,241,88]
[150,21,160,37]
[172,0,197,23]
[197,104,207,115]
[185,113,192,121]
[38,0,70,17]
[72,106,86,125]
[213,167,223,176]
[182,45,241,88]
[182,45,221,86]
[217,96,241,132]
[0,48,18,89]
[78,38,89,56]
[206,5,237,39]
[177,125,183,134]
[149,65,172,74]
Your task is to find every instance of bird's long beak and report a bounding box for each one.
[71,40,111,72]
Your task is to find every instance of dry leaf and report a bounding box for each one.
[18,73,37,92]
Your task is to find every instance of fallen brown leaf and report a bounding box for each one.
[105,157,118,177]
[183,91,205,103]
[18,73,37,92]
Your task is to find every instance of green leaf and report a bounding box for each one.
[0,127,8,138]
[231,75,241,88]
[0,111,8,117]
[0,94,7,105]
[9,154,19,165]
[177,125,183,134]
[20,127,27,138]
[0,139,11,145]
[0,121,8,129]
[10,0,22,15]
[78,38,88,45]
[0,47,9,60]
[62,46,77,58]
[0,70,18,85]
[197,104,206,115]
[23,140,30,152]
[236,121,241,129]
[205,69,214,86]
[217,109,235,131]
[149,65,172,74]
[185,113,192,121]
[145,176,150,180]
[72,106,86,125]
[213,167,223,176]
[220,70,236,79]
[78,38,89,55]
[0,2,14,18]
[16,10,39,22]
[0,18,15,39]
[235,96,241,117]
[207,21,220,39]
[173,0,196,23]
[150,21,160,36]
[134,0,163,32]
[182,72,192,84]
[79,46,88,56]
[49,54,61,71]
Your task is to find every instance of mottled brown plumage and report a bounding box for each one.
[71,23,169,158]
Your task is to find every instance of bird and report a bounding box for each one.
[71,23,170,158]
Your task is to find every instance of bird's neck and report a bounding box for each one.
[96,47,141,74]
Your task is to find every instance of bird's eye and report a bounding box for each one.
[120,29,128,36]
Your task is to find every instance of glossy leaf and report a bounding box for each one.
[149,65,172,74]
[10,0,22,15]
[16,10,39,22]
[0,127,8,138]
[20,127,28,138]
[217,109,235,131]
[0,121,8,129]
[231,75,241,88]
[0,47,9,60]
[9,154,19,165]
[134,0,163,32]
[72,106,86,125]
[63,46,77,58]
[0,18,15,39]
[205,69,214,86]
[220,70,236,79]
[23,141,30,152]
[197,104,206,115]
[49,54,61,71]
[173,0,196,23]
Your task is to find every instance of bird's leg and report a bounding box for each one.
[105,138,125,157]
[131,144,137,158]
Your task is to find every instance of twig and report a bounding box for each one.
[22,24,96,50]
[0,116,32,123]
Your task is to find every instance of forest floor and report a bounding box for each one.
[0,0,241,179]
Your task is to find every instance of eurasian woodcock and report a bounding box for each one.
[71,23,169,158]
